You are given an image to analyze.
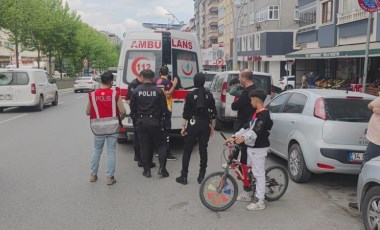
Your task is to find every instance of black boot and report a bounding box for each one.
[197,171,206,184]
[158,166,169,177]
[176,176,188,185]
[143,169,151,178]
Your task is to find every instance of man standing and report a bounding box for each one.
[130,69,169,178]
[155,66,178,161]
[126,70,155,168]
[307,72,316,89]
[231,70,256,165]
[87,71,126,185]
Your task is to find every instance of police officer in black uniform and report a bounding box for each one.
[126,70,155,168]
[130,69,169,178]
[176,73,217,185]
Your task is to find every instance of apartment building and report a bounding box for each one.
[236,0,299,82]
[218,0,234,70]
[287,0,380,87]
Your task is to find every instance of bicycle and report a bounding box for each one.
[199,133,289,212]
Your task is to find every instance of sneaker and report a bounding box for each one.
[167,154,177,161]
[106,177,116,185]
[90,175,97,182]
[349,202,359,210]
[246,201,265,211]
[237,191,253,202]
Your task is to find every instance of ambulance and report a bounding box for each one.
[115,30,202,143]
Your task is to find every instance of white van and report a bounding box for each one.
[115,30,202,142]
[209,71,273,130]
[0,69,58,112]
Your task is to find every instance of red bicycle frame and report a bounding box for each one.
[229,161,252,188]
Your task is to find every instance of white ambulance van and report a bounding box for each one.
[115,30,202,143]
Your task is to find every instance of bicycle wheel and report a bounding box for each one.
[199,171,238,212]
[265,165,289,202]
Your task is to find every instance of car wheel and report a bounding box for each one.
[285,85,294,91]
[288,143,311,183]
[35,96,44,111]
[362,186,380,230]
[0,107,4,113]
[74,90,78,93]
[214,117,224,131]
[52,92,58,106]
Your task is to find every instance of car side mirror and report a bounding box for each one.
[50,79,56,84]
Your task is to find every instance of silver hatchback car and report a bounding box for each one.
[266,89,376,183]
[357,156,380,230]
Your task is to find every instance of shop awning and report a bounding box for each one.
[286,42,380,59]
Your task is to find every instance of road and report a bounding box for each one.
[0,91,364,230]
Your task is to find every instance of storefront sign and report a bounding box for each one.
[358,0,380,12]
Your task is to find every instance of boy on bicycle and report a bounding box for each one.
[226,89,273,211]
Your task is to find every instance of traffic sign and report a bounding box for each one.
[358,0,380,12]
[216,58,224,66]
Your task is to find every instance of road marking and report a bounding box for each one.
[59,91,72,95]
[76,96,84,99]
[58,102,65,105]
[0,114,28,125]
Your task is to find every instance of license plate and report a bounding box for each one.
[348,152,364,162]
[0,94,13,100]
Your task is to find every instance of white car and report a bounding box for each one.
[278,76,295,91]
[0,69,58,112]
[74,77,100,93]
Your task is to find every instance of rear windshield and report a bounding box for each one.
[204,73,217,82]
[0,72,29,85]
[226,73,271,94]
[324,98,373,122]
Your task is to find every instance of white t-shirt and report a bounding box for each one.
[367,97,380,146]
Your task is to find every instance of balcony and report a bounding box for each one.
[209,15,218,26]
[209,29,219,39]
[208,1,218,12]
[337,10,369,25]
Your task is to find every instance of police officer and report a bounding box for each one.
[176,73,217,185]
[126,70,155,168]
[130,69,169,178]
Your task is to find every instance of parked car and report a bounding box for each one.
[0,68,58,112]
[357,156,380,230]
[278,76,295,91]
[203,71,219,89]
[73,76,100,93]
[209,71,273,130]
[266,89,376,183]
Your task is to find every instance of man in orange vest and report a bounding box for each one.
[86,71,126,185]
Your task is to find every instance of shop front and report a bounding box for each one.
[287,43,380,96]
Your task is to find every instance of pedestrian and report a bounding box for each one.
[307,72,316,89]
[301,73,308,89]
[87,71,126,185]
[349,96,380,209]
[176,73,217,185]
[130,69,169,178]
[230,70,257,166]
[126,70,155,168]
[225,89,273,211]
[155,66,178,161]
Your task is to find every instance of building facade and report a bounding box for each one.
[218,0,234,70]
[236,0,299,82]
[287,0,380,88]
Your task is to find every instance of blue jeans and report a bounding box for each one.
[90,134,118,178]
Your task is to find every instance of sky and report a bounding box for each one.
[63,0,195,38]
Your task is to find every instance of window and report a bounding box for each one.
[294,6,299,20]
[324,99,373,122]
[218,7,225,19]
[210,75,219,92]
[321,0,333,24]
[342,0,361,15]
[269,6,279,20]
[299,6,317,27]
[218,25,224,36]
[249,12,255,25]
[283,93,308,114]
[0,72,29,85]
[267,93,290,113]
[254,34,260,50]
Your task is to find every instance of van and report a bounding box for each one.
[208,71,273,129]
[0,69,58,112]
[115,30,202,142]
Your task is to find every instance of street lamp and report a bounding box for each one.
[232,0,248,71]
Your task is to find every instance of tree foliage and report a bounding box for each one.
[0,0,121,76]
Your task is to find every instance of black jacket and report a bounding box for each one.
[231,84,256,122]
[130,83,168,118]
[183,89,217,121]
[243,110,273,148]
[126,79,142,101]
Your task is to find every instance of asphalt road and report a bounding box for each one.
[0,91,364,230]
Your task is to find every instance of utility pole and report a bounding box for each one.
[232,0,247,71]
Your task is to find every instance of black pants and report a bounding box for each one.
[363,142,380,166]
[164,113,172,155]
[132,118,140,161]
[136,117,166,170]
[232,120,247,164]
[181,119,211,177]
